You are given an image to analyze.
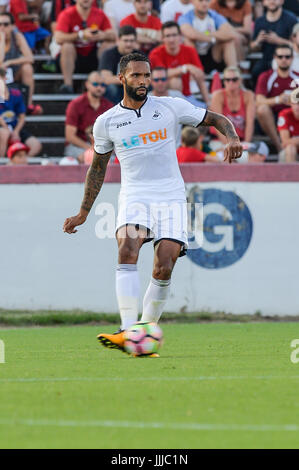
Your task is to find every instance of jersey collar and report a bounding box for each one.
[120,97,148,118]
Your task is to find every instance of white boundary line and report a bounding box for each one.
[0,418,298,432]
[0,375,299,383]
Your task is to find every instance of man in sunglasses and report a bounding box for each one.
[255,44,299,153]
[64,70,113,160]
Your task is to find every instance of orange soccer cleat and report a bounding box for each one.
[97,329,126,352]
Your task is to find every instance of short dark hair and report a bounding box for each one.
[119,25,137,39]
[152,67,168,75]
[274,44,293,56]
[119,52,150,75]
[0,12,15,24]
[0,68,6,78]
[162,21,180,34]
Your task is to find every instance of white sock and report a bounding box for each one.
[116,264,140,330]
[141,277,171,323]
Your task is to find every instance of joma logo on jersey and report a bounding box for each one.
[116,121,131,129]
[121,128,167,148]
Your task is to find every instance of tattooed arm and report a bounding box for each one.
[199,110,243,163]
[63,150,112,234]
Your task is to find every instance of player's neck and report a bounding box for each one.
[195,10,207,20]
[122,95,147,110]
[266,7,282,22]
[152,90,167,97]
[166,44,180,56]
[88,92,101,109]
[135,12,148,23]
[277,67,290,78]
[76,4,91,20]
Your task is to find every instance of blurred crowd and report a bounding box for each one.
[1,0,299,164]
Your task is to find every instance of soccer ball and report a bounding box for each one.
[124,322,163,356]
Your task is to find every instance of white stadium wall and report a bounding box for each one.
[0,164,299,316]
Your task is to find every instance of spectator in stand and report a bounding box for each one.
[176,126,217,162]
[237,141,269,163]
[0,67,42,157]
[64,71,113,159]
[149,21,210,106]
[250,0,297,84]
[255,44,298,153]
[99,25,138,104]
[10,0,50,50]
[0,0,9,14]
[160,0,194,23]
[55,0,116,94]
[178,0,238,73]
[0,12,42,115]
[120,0,162,55]
[277,102,299,161]
[209,0,252,61]
[149,66,186,147]
[6,141,29,164]
[104,0,135,32]
[210,66,255,144]
[291,24,299,74]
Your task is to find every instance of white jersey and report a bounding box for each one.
[93,95,207,203]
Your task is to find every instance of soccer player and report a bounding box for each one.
[63,52,242,355]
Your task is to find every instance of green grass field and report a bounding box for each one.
[0,322,298,449]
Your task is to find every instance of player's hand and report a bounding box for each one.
[279,92,290,105]
[256,30,267,44]
[224,138,243,163]
[63,213,87,234]
[264,31,280,44]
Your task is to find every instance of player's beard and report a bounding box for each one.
[125,79,148,102]
[278,65,290,72]
[268,5,280,13]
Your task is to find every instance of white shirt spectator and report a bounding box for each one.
[104,0,135,30]
[160,0,193,24]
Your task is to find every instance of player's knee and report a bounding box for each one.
[257,104,270,117]
[285,144,297,161]
[152,264,173,280]
[118,242,139,264]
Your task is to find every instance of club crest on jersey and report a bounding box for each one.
[152,110,162,120]
[121,128,167,148]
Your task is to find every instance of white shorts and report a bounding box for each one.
[116,199,188,256]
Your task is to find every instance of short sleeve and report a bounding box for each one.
[56,10,70,33]
[149,48,165,68]
[178,10,193,27]
[93,115,114,154]
[100,11,112,31]
[255,72,268,96]
[172,97,207,126]
[65,100,79,127]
